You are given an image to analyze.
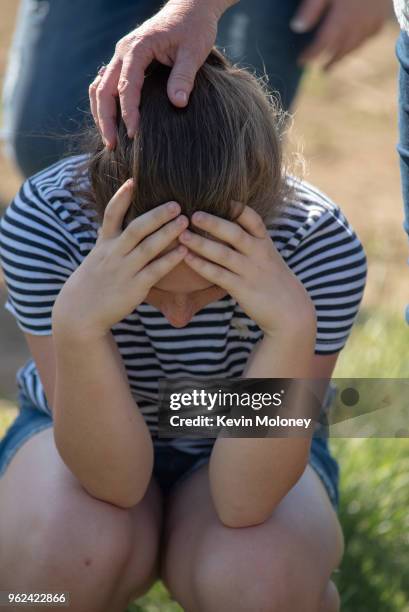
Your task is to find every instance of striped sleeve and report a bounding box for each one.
[285,206,367,355]
[0,179,78,335]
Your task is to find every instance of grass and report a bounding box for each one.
[1,307,408,611]
[332,438,409,612]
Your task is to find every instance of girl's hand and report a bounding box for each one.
[179,203,316,339]
[52,180,188,339]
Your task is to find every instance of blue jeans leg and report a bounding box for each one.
[217,0,317,111]
[2,0,162,177]
[396,30,409,324]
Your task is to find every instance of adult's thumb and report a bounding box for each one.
[167,47,200,107]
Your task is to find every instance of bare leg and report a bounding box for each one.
[0,427,163,612]
[160,463,344,612]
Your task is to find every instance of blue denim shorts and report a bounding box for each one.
[0,390,339,510]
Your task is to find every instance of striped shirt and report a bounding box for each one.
[0,155,367,453]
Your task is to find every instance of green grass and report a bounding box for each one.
[1,307,408,611]
[331,438,409,612]
[334,307,409,379]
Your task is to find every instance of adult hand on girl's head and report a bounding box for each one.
[291,0,391,70]
[88,0,225,149]
[178,204,317,341]
[52,181,189,339]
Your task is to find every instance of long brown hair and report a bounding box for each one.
[73,47,290,234]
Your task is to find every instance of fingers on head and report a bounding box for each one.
[93,59,122,147]
[100,179,134,239]
[89,73,103,129]
[118,42,154,137]
[230,202,267,239]
[138,246,185,288]
[167,47,200,106]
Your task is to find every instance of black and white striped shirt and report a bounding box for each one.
[0,155,367,453]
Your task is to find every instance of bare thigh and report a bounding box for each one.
[160,462,344,612]
[0,427,163,612]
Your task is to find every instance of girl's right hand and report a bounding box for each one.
[52,179,189,339]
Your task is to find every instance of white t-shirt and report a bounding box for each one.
[394,0,409,32]
[0,155,367,453]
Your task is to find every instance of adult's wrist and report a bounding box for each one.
[165,0,239,21]
[208,0,239,19]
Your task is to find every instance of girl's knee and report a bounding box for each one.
[3,484,135,590]
[319,580,340,612]
[34,491,134,570]
[192,545,331,612]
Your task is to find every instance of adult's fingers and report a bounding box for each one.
[323,17,384,70]
[323,33,358,70]
[96,58,122,149]
[297,10,341,65]
[118,41,155,138]
[99,179,134,241]
[89,76,102,131]
[167,46,201,107]
[89,65,107,131]
[290,0,329,33]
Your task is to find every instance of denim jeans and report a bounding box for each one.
[396,30,409,324]
[2,0,318,177]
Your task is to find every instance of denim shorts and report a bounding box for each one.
[0,390,340,510]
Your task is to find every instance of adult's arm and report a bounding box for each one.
[90,0,239,148]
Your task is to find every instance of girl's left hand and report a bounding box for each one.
[178,203,317,339]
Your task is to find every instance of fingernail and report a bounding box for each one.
[193,212,204,223]
[290,18,307,33]
[168,201,180,213]
[175,90,188,105]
